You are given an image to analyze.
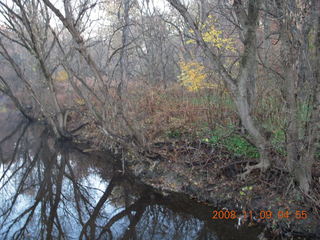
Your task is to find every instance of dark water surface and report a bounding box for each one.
[0,105,264,239]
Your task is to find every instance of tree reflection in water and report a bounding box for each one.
[0,122,262,240]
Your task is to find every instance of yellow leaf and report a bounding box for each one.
[187,15,235,52]
[55,70,69,82]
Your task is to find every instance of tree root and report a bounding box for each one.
[238,161,270,180]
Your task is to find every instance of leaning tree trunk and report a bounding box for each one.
[233,0,271,176]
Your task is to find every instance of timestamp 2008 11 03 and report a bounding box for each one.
[211,210,308,220]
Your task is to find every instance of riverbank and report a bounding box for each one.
[72,120,320,240]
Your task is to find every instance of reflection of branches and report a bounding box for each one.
[1,142,49,239]
[0,124,33,207]
[46,150,67,239]
[0,140,41,211]
[121,201,146,240]
[0,126,67,239]
[97,196,149,240]
[0,122,29,187]
[65,160,96,222]
[80,176,119,239]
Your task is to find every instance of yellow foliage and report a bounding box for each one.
[187,15,235,52]
[55,70,69,82]
[75,97,86,105]
[178,61,218,92]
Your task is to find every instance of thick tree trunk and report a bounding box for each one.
[233,0,271,174]
[280,0,320,193]
[235,94,270,171]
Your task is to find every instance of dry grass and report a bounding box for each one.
[122,82,237,144]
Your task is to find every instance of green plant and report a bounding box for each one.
[239,185,253,196]
[271,129,287,156]
[167,129,182,139]
[201,135,220,144]
[202,127,260,158]
[223,135,259,158]
[209,135,220,144]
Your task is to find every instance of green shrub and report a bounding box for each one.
[203,128,259,158]
[223,135,260,158]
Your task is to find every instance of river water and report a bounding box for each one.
[0,100,264,240]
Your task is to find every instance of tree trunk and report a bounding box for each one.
[280,0,320,193]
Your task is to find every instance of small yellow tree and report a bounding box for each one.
[179,61,206,91]
[187,15,235,52]
[179,16,235,92]
[178,61,218,92]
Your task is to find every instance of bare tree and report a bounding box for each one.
[0,0,73,138]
